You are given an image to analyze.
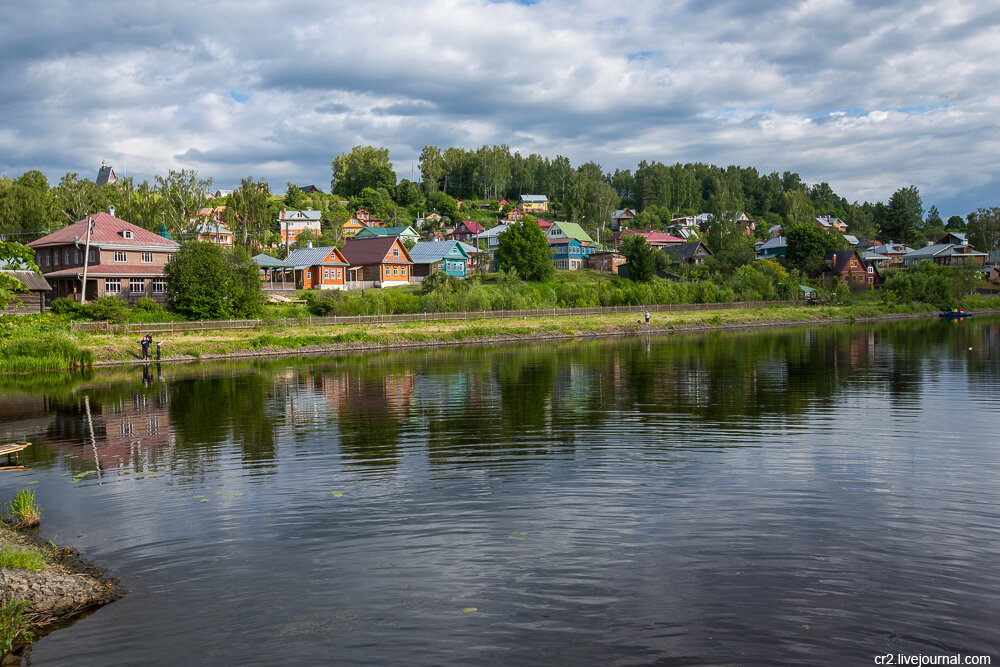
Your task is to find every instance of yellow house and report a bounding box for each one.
[342,218,366,238]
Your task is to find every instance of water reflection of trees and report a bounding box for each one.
[5,318,998,477]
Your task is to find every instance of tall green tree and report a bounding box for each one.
[331,145,393,197]
[419,146,446,194]
[157,169,213,238]
[619,234,658,282]
[54,173,108,225]
[945,215,966,232]
[227,177,272,249]
[966,207,1000,253]
[494,219,553,281]
[164,242,264,319]
[565,162,620,242]
[882,185,922,244]
[785,223,848,275]
[105,177,161,231]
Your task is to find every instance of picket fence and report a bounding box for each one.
[69,300,799,335]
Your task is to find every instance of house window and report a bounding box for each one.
[393,266,398,276]
[105,278,121,294]
[44,252,50,267]
[152,278,166,294]
[401,266,406,276]
[123,230,133,239]
[89,249,97,263]
[392,248,399,258]
[867,266,874,273]
[76,249,81,263]
[141,252,153,263]
[306,271,311,280]
[64,249,70,264]
[868,276,874,284]
[114,251,127,262]
[324,269,330,280]
[385,266,390,275]
[850,260,857,267]
[130,279,145,294]
[336,268,342,280]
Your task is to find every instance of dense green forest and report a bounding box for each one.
[3,145,998,253]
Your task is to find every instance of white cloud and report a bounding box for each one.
[1,0,998,214]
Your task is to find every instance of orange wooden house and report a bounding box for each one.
[283,245,350,290]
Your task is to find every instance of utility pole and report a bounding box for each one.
[79,216,94,304]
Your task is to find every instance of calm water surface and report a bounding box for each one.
[1,319,999,665]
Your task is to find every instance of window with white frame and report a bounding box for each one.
[64,249,71,264]
[867,266,874,273]
[152,278,166,294]
[105,278,122,294]
[44,252,50,267]
[306,270,311,279]
[89,249,97,263]
[75,249,81,263]
[123,230,133,239]
[114,251,127,262]
[141,252,153,263]
[392,247,399,258]
[130,278,145,294]
[324,269,330,280]
[336,268,342,280]
[401,266,406,276]
[393,266,398,276]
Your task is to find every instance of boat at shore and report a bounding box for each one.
[939,307,973,319]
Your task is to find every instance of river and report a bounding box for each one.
[1,318,998,665]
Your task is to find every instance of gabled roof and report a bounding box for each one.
[96,162,116,187]
[408,241,470,264]
[342,237,413,265]
[284,246,348,268]
[907,243,987,260]
[824,249,860,274]
[278,209,322,222]
[548,221,593,243]
[520,194,548,203]
[194,221,233,234]
[760,236,787,250]
[456,241,483,255]
[456,220,485,234]
[252,253,291,268]
[356,225,418,237]
[0,270,51,291]
[28,212,180,250]
[843,234,860,246]
[480,224,510,239]
[663,241,713,261]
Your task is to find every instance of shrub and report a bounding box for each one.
[0,599,35,654]
[6,488,41,529]
[49,297,85,318]
[131,296,163,313]
[85,296,130,323]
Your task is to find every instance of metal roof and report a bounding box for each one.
[0,270,51,291]
[408,241,470,264]
[284,246,348,268]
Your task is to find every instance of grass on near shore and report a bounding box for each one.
[0,544,47,572]
[67,301,951,364]
[5,489,41,529]
[0,600,35,655]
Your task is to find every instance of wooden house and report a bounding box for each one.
[278,209,322,244]
[0,270,51,314]
[662,241,714,265]
[408,241,470,278]
[519,194,549,213]
[549,238,595,270]
[823,250,881,286]
[28,211,179,304]
[341,237,414,286]
[283,245,350,290]
[450,220,486,242]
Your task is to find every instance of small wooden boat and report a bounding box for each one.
[939,308,972,319]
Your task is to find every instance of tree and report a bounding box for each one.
[164,242,264,319]
[157,169,213,239]
[0,241,40,308]
[782,190,815,228]
[493,219,554,281]
[352,187,394,220]
[565,162,620,242]
[619,234,658,282]
[227,178,272,249]
[0,173,57,238]
[331,145,393,197]
[785,223,847,275]
[882,185,922,244]
[105,177,161,231]
[704,176,753,270]
[394,179,422,207]
[285,183,307,210]
[946,215,966,232]
[54,173,107,225]
[419,146,446,194]
[966,207,1000,253]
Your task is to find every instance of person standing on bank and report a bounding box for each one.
[156,341,162,360]
[139,337,149,360]
[644,311,650,325]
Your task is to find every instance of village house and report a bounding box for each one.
[610,208,636,232]
[758,236,787,259]
[408,241,471,278]
[341,236,414,286]
[500,209,525,224]
[282,245,350,290]
[519,194,549,213]
[902,243,987,267]
[609,229,684,249]
[479,224,510,255]
[28,211,179,303]
[549,238,596,270]
[0,269,51,314]
[194,220,234,248]
[546,221,594,244]
[662,241,714,265]
[823,249,881,286]
[342,209,385,238]
[278,209,322,245]
[450,220,486,242]
[872,242,912,267]
[353,225,420,243]
[815,216,849,233]
[95,160,117,187]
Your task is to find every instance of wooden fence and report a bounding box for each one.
[69,300,799,335]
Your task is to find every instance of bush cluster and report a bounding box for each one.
[49,296,173,324]
[881,261,981,307]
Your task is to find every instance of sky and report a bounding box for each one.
[2,0,999,218]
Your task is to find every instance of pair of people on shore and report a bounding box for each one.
[138,335,162,360]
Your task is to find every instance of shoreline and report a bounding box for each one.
[0,524,126,661]
[89,307,991,368]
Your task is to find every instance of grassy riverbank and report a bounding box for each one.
[3,298,998,372]
[78,301,963,365]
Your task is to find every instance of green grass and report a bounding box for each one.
[0,331,94,373]
[6,489,41,529]
[0,544,46,571]
[0,599,35,655]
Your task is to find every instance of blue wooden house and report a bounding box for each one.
[549,237,596,270]
[408,241,470,278]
